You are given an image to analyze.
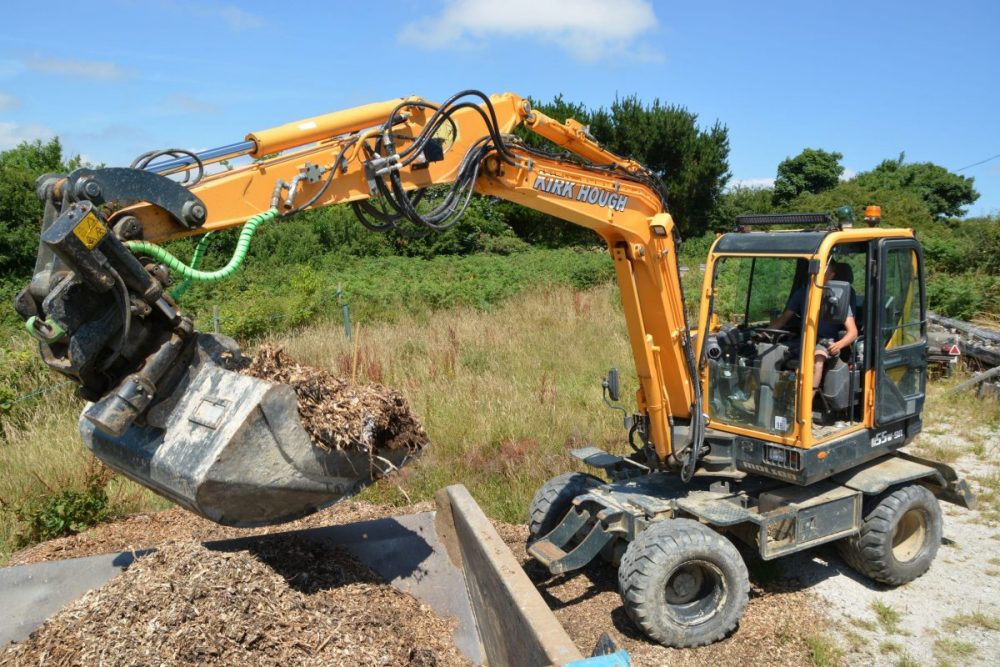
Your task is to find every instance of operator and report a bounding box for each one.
[768,261,858,390]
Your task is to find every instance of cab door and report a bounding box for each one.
[873,239,928,426]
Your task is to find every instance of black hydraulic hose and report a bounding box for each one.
[676,252,706,483]
[387,139,489,228]
[286,135,359,215]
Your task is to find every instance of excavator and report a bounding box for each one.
[15,89,975,648]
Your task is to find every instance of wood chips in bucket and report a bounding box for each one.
[0,536,468,666]
[240,346,428,455]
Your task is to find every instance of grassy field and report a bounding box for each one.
[2,275,999,564]
[274,283,636,521]
[0,280,638,560]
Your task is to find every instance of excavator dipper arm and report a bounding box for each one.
[15,90,702,525]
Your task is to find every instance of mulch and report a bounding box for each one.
[6,508,833,667]
[1,536,468,667]
[240,345,428,455]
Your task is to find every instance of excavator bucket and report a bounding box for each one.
[79,334,416,527]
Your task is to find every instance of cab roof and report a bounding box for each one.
[713,231,829,255]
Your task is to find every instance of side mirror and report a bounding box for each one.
[823,280,851,323]
[603,368,620,402]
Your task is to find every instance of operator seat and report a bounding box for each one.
[821,262,861,414]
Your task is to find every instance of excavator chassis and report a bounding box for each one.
[528,446,976,574]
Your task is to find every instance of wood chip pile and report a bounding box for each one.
[241,346,428,454]
[1,537,468,666]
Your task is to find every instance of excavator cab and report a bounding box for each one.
[698,215,931,460]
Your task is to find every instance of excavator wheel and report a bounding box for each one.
[618,518,749,648]
[527,472,603,542]
[836,484,943,585]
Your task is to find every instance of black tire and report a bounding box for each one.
[836,484,942,586]
[527,472,603,541]
[617,519,750,648]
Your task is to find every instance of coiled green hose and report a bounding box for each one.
[125,208,278,284]
[168,231,214,298]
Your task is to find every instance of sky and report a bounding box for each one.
[1,0,997,217]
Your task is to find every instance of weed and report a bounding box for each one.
[871,599,904,634]
[942,611,1000,633]
[849,617,878,632]
[804,634,843,667]
[4,460,112,546]
[840,629,866,652]
[933,638,977,663]
[894,654,920,667]
[879,640,902,653]
[973,471,1000,524]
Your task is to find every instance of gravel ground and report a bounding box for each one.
[777,451,1000,667]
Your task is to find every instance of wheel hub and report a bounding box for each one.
[662,561,726,626]
[892,508,928,562]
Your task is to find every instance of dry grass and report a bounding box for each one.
[871,599,904,635]
[0,338,172,563]
[804,635,844,667]
[932,637,978,664]
[2,285,634,560]
[942,611,1000,633]
[270,284,634,523]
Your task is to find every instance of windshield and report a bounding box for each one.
[713,256,803,328]
[707,256,803,436]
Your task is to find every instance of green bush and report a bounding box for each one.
[6,464,112,546]
[927,272,1000,320]
[169,248,616,339]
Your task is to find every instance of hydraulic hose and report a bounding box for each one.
[125,208,278,283]
[169,232,215,298]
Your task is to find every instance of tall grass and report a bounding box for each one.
[0,336,171,563]
[271,283,635,522]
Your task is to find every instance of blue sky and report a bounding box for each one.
[1,0,997,216]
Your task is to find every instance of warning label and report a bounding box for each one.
[73,212,107,249]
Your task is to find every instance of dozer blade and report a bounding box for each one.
[80,335,414,527]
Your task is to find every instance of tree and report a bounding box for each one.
[514,94,731,239]
[853,154,978,218]
[709,185,776,231]
[773,148,844,206]
[0,138,83,283]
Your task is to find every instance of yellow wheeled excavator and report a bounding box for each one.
[15,90,974,648]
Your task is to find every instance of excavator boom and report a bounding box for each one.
[16,90,701,525]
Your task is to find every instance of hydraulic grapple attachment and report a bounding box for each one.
[17,190,415,527]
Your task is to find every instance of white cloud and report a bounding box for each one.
[213,5,264,31]
[398,0,661,62]
[840,167,856,181]
[0,122,55,151]
[167,93,219,113]
[23,56,128,81]
[0,92,20,110]
[728,177,775,190]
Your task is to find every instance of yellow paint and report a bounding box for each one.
[113,90,921,462]
[73,211,107,249]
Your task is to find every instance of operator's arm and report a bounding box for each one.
[827,314,858,356]
[768,287,803,329]
[768,309,795,330]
